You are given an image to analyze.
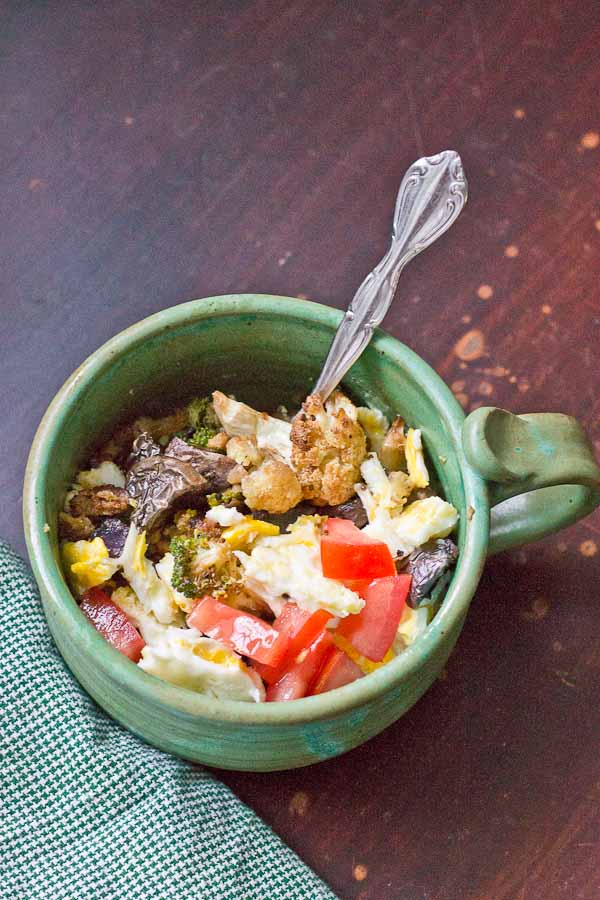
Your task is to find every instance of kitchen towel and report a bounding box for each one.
[0,540,338,900]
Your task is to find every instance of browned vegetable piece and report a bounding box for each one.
[128,431,161,467]
[58,512,94,541]
[126,456,209,530]
[402,538,459,608]
[92,517,130,557]
[164,437,239,492]
[69,485,132,518]
[315,496,368,529]
[171,508,203,536]
[94,423,136,464]
[132,408,189,440]
[94,409,188,465]
[379,416,406,471]
[251,496,368,530]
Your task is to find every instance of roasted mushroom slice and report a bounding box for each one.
[402,538,458,608]
[126,456,209,529]
[164,437,239,492]
[251,496,368,530]
[314,496,369,529]
[128,431,161,467]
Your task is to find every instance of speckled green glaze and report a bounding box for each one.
[23,295,600,771]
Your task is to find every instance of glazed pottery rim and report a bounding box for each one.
[24,294,488,725]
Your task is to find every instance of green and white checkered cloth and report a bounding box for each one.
[0,541,338,900]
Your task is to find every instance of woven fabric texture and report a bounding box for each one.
[0,541,337,900]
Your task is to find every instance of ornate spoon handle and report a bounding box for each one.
[312,150,468,400]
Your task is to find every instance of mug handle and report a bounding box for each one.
[462,407,600,555]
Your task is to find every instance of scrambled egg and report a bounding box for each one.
[363,495,458,557]
[357,455,458,556]
[235,517,364,618]
[205,504,245,527]
[111,585,168,644]
[221,517,280,550]
[76,461,125,490]
[119,524,182,624]
[357,406,389,455]
[405,428,429,489]
[255,417,293,466]
[61,537,120,594]
[139,627,264,702]
[356,454,412,520]
[393,605,429,653]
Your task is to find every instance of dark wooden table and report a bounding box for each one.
[3,2,599,897]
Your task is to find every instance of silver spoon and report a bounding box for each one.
[312,150,468,400]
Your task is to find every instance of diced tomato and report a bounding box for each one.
[310,647,363,694]
[266,630,333,702]
[188,596,289,667]
[272,602,311,636]
[336,574,411,661]
[321,518,396,581]
[80,587,145,662]
[342,578,371,596]
[287,608,332,658]
[253,604,333,684]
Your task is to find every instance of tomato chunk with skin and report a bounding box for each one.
[266,630,333,702]
[80,587,145,662]
[321,518,396,582]
[310,647,363,695]
[337,574,411,662]
[188,596,289,667]
[253,605,332,685]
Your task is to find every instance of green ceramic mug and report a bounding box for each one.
[23,295,600,771]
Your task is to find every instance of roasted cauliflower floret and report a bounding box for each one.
[226,435,264,469]
[206,431,229,452]
[212,391,293,464]
[290,391,367,506]
[241,459,303,514]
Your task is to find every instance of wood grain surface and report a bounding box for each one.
[2,2,599,898]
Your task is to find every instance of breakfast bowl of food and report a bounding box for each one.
[23,291,600,771]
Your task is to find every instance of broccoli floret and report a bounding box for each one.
[187,397,220,430]
[185,397,220,448]
[169,536,202,597]
[169,533,238,599]
[206,488,243,508]
[188,426,217,448]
